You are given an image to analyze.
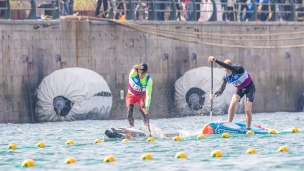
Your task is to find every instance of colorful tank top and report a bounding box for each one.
[128,69,153,108]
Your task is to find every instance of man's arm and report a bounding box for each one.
[215,60,244,74]
[145,78,153,109]
[129,66,139,78]
[214,76,227,97]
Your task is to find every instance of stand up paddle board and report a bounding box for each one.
[105,127,147,139]
[105,127,180,139]
[202,122,270,134]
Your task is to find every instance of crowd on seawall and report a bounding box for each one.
[0,0,303,22]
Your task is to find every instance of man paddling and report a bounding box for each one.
[208,56,255,130]
[126,63,153,131]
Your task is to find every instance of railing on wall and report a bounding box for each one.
[0,0,59,19]
[0,0,303,21]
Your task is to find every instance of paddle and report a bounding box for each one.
[137,67,152,137]
[142,94,152,137]
[146,119,152,137]
[210,61,213,122]
[141,89,152,137]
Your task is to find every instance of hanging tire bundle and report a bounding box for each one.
[35,68,112,122]
[174,67,244,116]
[185,87,205,111]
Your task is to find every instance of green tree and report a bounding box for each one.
[73,0,96,10]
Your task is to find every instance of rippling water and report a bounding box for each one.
[1,112,304,171]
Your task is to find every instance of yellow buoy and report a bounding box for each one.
[246,148,257,154]
[147,137,155,142]
[94,139,102,143]
[104,155,116,162]
[246,130,254,135]
[278,146,289,152]
[8,144,17,150]
[65,140,74,145]
[175,152,187,159]
[210,150,223,158]
[36,142,45,148]
[21,159,35,168]
[64,157,77,164]
[197,134,205,139]
[269,129,277,134]
[140,153,153,160]
[222,133,230,138]
[173,136,181,141]
[291,127,299,133]
[122,139,129,142]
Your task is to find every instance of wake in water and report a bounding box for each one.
[145,123,202,138]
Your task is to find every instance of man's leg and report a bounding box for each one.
[245,83,255,129]
[127,104,134,127]
[126,93,137,127]
[0,2,5,18]
[95,0,102,17]
[228,94,240,122]
[221,0,228,21]
[245,101,252,129]
[102,0,108,18]
[63,0,70,15]
[186,2,192,21]
[69,0,74,15]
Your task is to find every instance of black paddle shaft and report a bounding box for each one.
[210,61,213,122]
[138,70,152,137]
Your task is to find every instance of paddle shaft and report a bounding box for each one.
[137,69,152,137]
[210,61,213,122]
[142,93,152,137]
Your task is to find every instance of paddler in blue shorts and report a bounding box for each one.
[208,56,256,130]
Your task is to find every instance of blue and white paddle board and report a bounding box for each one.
[202,122,270,134]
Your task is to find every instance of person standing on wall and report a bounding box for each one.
[185,0,193,20]
[95,0,108,18]
[208,56,256,130]
[126,63,153,128]
[0,0,6,19]
[69,0,74,15]
[60,0,70,16]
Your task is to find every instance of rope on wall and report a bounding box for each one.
[62,16,304,49]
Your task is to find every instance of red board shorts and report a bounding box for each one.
[126,93,146,108]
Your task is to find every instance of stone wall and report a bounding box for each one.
[0,20,303,123]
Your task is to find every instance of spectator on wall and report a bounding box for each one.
[95,0,108,18]
[283,0,292,21]
[195,0,200,20]
[0,0,6,18]
[185,0,194,20]
[156,0,166,20]
[238,0,250,21]
[220,0,228,21]
[114,0,125,19]
[60,0,70,16]
[258,0,269,21]
[69,0,74,15]
[175,0,183,21]
[277,0,285,21]
[226,0,234,21]
[134,0,149,20]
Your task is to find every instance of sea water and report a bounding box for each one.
[1,112,304,171]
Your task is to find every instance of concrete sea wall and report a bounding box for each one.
[0,20,303,123]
